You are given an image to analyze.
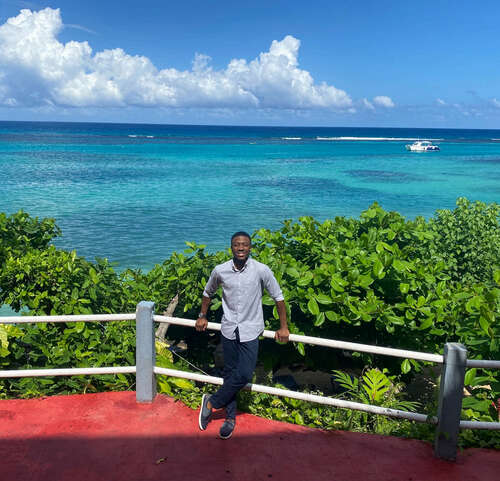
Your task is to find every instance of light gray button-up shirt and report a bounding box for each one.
[202,258,284,342]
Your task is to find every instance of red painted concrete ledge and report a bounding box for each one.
[0,391,498,481]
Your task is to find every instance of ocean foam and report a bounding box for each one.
[316,136,444,141]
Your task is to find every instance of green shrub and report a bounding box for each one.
[426,198,500,284]
[0,201,499,448]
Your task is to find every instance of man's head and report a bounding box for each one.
[231,231,251,262]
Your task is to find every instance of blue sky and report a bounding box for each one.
[1,0,500,128]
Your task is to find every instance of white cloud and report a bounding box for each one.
[373,95,395,108]
[64,23,97,35]
[0,8,352,111]
[492,98,500,108]
[361,98,374,110]
[436,98,446,105]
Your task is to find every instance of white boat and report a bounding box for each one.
[405,140,440,151]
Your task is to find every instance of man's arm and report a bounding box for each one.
[195,295,211,331]
[274,299,289,343]
[261,265,290,343]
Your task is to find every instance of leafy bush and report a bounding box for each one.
[0,210,60,267]
[426,198,500,284]
[236,368,418,437]
[0,202,499,448]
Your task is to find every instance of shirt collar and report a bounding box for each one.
[231,257,251,272]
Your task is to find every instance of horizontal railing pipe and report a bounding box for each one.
[0,314,136,324]
[459,420,500,430]
[0,366,136,378]
[466,360,500,369]
[154,315,443,363]
[153,366,435,424]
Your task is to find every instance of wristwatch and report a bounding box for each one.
[198,312,207,318]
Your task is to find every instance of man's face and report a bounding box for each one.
[231,235,251,262]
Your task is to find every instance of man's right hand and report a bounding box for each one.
[195,316,208,331]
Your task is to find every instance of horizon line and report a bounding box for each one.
[1,119,500,132]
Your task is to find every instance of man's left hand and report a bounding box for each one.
[274,327,290,343]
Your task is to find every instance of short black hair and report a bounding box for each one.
[231,231,251,243]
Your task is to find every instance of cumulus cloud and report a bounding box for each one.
[436,98,446,105]
[0,8,352,111]
[492,98,500,108]
[373,95,395,108]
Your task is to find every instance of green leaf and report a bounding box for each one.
[286,267,300,278]
[158,379,173,395]
[297,272,313,286]
[294,412,304,425]
[262,294,275,306]
[478,316,491,337]
[401,359,411,374]
[314,293,332,305]
[358,274,374,288]
[399,283,409,294]
[170,377,194,391]
[330,276,345,292]
[464,368,476,386]
[461,397,492,413]
[307,298,320,316]
[74,322,85,334]
[418,318,433,330]
[314,312,325,327]
[392,259,406,273]
[373,259,384,279]
[465,296,481,313]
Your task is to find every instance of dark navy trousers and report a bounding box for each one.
[209,329,259,419]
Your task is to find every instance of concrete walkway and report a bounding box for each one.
[0,391,498,481]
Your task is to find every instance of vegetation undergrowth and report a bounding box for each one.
[0,198,499,449]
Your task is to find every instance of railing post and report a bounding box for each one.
[434,342,467,461]
[136,301,156,403]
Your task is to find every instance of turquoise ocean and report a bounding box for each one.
[1,121,500,273]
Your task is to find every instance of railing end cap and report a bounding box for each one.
[137,301,155,310]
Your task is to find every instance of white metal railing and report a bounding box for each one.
[154,315,444,363]
[153,366,431,423]
[1,314,136,324]
[0,366,136,378]
[1,301,499,461]
[0,314,136,379]
[154,315,500,433]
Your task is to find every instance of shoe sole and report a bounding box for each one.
[199,394,209,431]
[219,420,235,439]
[219,430,233,440]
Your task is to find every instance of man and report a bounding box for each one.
[196,231,289,439]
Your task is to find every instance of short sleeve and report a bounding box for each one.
[202,267,220,298]
[262,265,284,302]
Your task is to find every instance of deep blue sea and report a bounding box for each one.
[1,121,500,272]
